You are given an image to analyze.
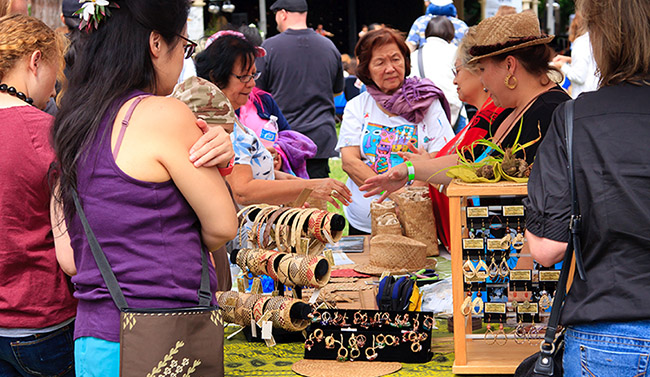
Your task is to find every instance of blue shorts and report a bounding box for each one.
[563,320,650,377]
[74,337,119,377]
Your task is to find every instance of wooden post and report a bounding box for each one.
[31,0,63,30]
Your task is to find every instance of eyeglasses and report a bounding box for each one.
[452,63,469,77]
[176,33,198,59]
[232,71,261,83]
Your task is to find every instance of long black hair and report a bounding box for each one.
[195,35,256,90]
[51,0,189,220]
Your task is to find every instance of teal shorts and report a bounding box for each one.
[74,337,119,377]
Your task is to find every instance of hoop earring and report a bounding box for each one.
[504,73,518,89]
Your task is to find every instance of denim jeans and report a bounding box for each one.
[563,320,650,377]
[0,323,74,377]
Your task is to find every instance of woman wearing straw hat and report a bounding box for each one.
[525,0,650,374]
[360,12,570,201]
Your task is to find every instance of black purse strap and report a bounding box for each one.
[72,190,212,310]
[534,99,586,375]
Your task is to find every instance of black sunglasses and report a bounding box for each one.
[176,33,198,59]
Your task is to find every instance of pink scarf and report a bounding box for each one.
[366,77,451,124]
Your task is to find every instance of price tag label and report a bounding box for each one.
[539,271,561,281]
[510,270,532,281]
[467,207,489,218]
[251,319,258,338]
[261,321,273,340]
[487,239,505,250]
[324,249,335,267]
[464,275,486,283]
[256,311,273,328]
[237,277,247,293]
[309,288,321,304]
[264,336,276,347]
[484,303,507,313]
[517,302,539,314]
[503,205,525,216]
[251,278,262,294]
[463,238,484,249]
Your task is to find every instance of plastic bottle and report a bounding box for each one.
[259,115,278,147]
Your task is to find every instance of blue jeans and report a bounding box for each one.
[563,320,650,377]
[0,323,75,377]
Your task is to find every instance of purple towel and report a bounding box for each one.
[275,130,317,179]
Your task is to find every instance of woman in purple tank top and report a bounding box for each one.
[50,0,238,375]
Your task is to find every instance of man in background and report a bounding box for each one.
[256,0,344,179]
[406,0,468,50]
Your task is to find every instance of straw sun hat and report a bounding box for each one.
[354,234,437,276]
[468,11,554,63]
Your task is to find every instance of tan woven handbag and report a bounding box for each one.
[393,187,439,256]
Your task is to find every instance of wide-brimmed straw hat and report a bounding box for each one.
[468,12,554,63]
[354,235,437,276]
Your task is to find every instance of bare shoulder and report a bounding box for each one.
[136,96,199,140]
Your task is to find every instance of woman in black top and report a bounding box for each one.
[525,0,650,375]
[361,12,570,200]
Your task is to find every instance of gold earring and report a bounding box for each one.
[504,73,517,89]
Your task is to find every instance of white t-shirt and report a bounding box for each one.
[561,32,599,98]
[410,37,462,126]
[336,91,454,232]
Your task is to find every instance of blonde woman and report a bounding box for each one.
[0,14,76,376]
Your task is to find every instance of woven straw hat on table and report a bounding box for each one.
[292,359,401,377]
[354,234,436,276]
[468,11,554,63]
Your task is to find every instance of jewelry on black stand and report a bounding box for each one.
[0,84,34,105]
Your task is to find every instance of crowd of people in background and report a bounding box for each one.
[1,0,648,375]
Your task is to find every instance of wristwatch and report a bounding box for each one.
[218,156,235,176]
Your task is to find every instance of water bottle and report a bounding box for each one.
[259,115,278,148]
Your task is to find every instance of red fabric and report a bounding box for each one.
[429,100,505,249]
[0,106,77,328]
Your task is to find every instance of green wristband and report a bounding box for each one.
[405,161,415,184]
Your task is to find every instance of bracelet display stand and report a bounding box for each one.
[446,181,559,374]
[305,309,434,363]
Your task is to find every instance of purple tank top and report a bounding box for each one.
[68,91,218,342]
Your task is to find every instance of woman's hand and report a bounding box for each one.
[189,119,234,168]
[308,178,352,209]
[397,141,433,162]
[359,163,408,202]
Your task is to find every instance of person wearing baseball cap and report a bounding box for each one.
[256,0,345,180]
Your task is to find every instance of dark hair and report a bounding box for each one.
[354,28,411,89]
[425,16,454,43]
[238,25,263,47]
[489,44,556,84]
[195,35,256,90]
[51,0,189,220]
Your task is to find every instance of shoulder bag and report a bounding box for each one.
[72,191,225,377]
[515,99,587,376]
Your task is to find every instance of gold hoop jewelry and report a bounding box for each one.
[505,73,518,89]
[499,252,510,278]
[350,348,361,360]
[484,324,496,345]
[313,328,324,342]
[495,323,508,345]
[384,334,396,346]
[411,341,422,352]
[321,311,332,323]
[512,226,525,250]
[304,337,314,351]
[348,333,357,348]
[353,311,363,325]
[356,334,367,348]
[461,293,473,317]
[423,315,434,331]
[471,295,484,315]
[488,256,499,279]
[475,257,489,280]
[513,320,526,344]
[463,257,476,279]
[500,233,512,249]
[365,338,378,361]
[337,336,348,362]
[376,334,386,349]
[325,335,336,349]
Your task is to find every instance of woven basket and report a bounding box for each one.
[370,199,397,236]
[374,212,402,236]
[393,187,438,256]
